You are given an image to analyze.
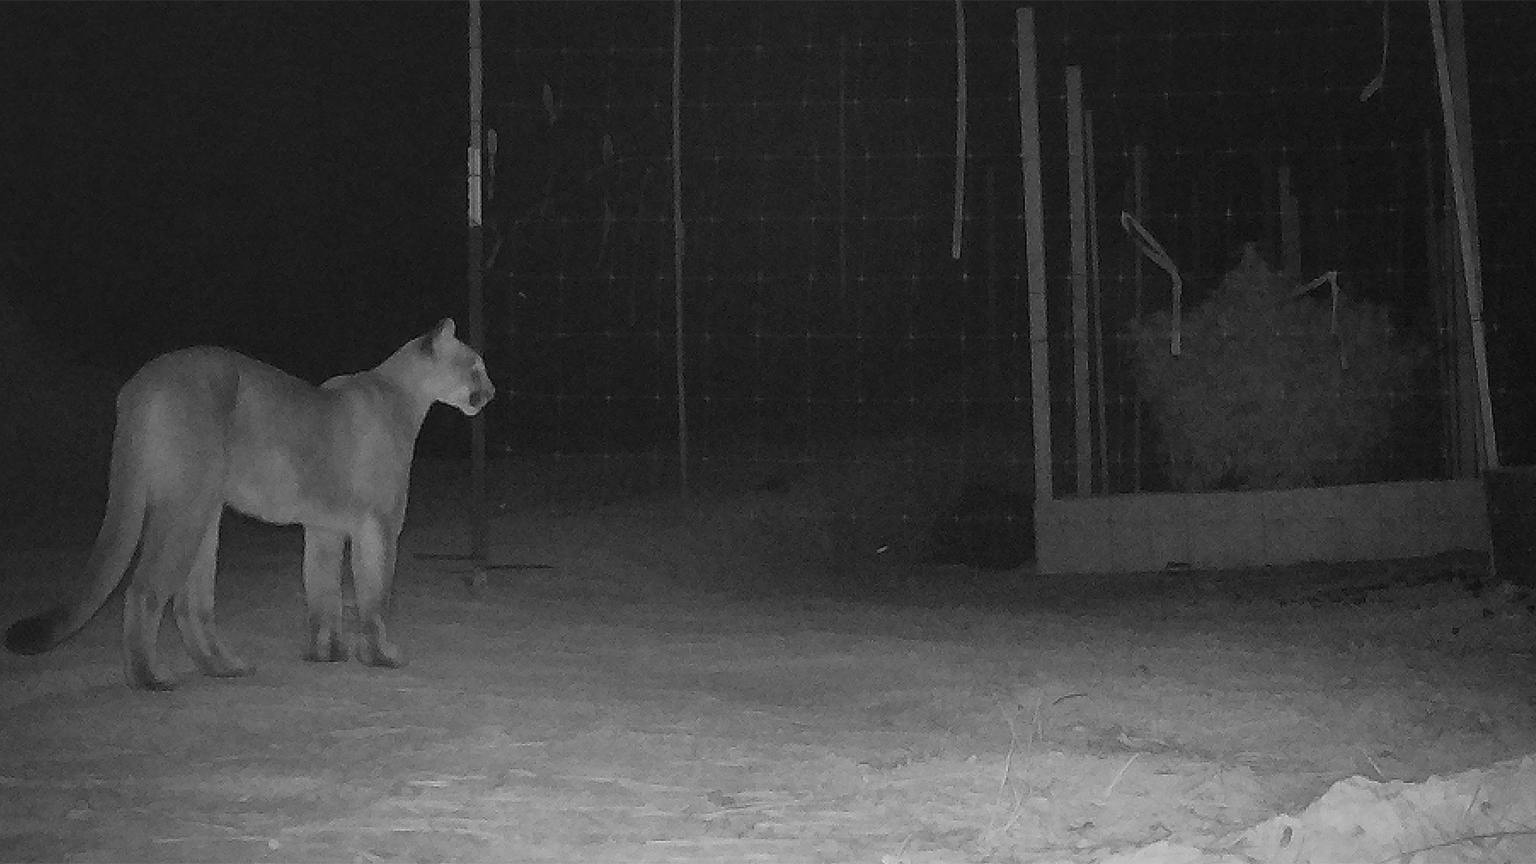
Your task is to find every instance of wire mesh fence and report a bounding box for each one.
[485,2,1027,471]
[475,1,1533,574]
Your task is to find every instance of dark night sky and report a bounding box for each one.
[0,2,1532,461]
[0,2,464,378]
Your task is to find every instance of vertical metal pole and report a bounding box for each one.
[671,0,688,492]
[466,0,489,595]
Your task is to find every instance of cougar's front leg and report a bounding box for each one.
[301,528,348,662]
[350,516,405,669]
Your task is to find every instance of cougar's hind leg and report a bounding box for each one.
[122,498,212,690]
[350,518,405,669]
[173,508,253,678]
[302,528,348,662]
[123,583,176,690]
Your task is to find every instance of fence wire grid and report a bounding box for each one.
[477,1,1535,506]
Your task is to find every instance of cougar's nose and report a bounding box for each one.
[470,380,495,410]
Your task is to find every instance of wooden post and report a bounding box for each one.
[1017,9,1052,506]
[1391,156,1407,301]
[1446,178,1478,478]
[1423,128,1453,476]
[1428,0,1498,471]
[985,163,997,343]
[1261,153,1276,267]
[1066,66,1090,495]
[950,0,967,261]
[838,36,848,306]
[1086,109,1107,494]
[1131,144,1146,491]
[465,0,489,596]
[1189,175,1203,287]
[671,0,689,491]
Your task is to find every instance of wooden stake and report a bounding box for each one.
[1132,144,1146,491]
[671,0,689,491]
[1086,109,1107,493]
[986,164,997,343]
[838,37,848,307]
[1067,66,1090,495]
[1017,9,1052,504]
[1428,0,1498,471]
[951,0,967,261]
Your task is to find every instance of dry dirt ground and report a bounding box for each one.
[2,456,1535,864]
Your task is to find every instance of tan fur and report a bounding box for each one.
[4,318,494,690]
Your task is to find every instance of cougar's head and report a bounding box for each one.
[425,318,496,416]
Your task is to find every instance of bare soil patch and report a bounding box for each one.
[3,458,1534,863]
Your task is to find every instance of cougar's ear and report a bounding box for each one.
[428,318,457,354]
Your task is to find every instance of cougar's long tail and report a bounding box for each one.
[5,408,148,655]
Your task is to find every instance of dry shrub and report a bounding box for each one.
[1131,243,1425,490]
